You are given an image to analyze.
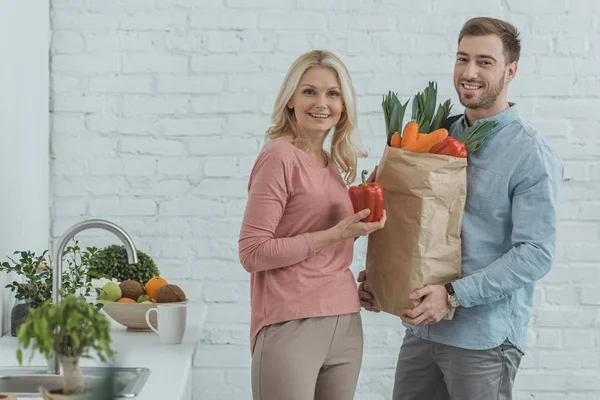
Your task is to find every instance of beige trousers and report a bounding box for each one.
[251,313,363,400]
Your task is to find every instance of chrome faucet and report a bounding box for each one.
[48,219,138,375]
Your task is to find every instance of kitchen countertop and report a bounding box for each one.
[0,303,206,400]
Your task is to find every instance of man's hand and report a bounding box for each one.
[401,285,449,326]
[357,270,380,313]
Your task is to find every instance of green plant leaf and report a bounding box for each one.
[424,81,437,124]
[388,102,399,138]
[87,245,159,284]
[16,294,115,373]
[456,120,498,154]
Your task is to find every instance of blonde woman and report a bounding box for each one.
[238,50,386,400]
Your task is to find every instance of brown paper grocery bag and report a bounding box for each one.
[365,146,467,319]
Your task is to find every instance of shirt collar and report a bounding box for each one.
[460,102,519,130]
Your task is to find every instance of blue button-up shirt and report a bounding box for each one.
[405,104,563,353]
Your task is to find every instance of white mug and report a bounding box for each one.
[145,303,187,344]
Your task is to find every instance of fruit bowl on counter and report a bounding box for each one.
[96,277,187,332]
[102,300,188,331]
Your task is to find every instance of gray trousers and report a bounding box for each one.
[393,331,522,400]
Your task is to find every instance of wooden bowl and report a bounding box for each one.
[101,300,188,332]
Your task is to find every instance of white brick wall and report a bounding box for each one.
[49,1,600,399]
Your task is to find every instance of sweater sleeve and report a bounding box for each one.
[238,143,315,273]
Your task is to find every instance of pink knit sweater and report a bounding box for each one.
[238,138,361,352]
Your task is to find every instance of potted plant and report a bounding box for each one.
[16,294,115,399]
[87,245,160,284]
[4,250,52,336]
[0,242,100,336]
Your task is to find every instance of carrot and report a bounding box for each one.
[417,133,428,141]
[390,133,402,148]
[400,121,418,148]
[402,128,449,153]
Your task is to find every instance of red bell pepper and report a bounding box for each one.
[429,137,468,158]
[348,170,384,222]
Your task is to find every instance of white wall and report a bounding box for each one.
[49,1,600,399]
[0,1,50,336]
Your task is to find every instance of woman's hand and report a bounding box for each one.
[334,209,387,240]
[312,208,386,251]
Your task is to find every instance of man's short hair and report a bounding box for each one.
[459,17,521,64]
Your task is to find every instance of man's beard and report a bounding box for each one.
[456,74,505,110]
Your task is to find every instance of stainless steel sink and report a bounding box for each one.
[0,366,150,398]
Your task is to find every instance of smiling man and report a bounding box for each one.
[358,17,564,399]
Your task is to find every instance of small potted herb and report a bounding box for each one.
[16,294,115,399]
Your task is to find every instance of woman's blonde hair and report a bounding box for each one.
[266,50,365,185]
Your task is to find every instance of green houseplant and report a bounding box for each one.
[1,242,100,336]
[16,294,115,399]
[87,245,160,285]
